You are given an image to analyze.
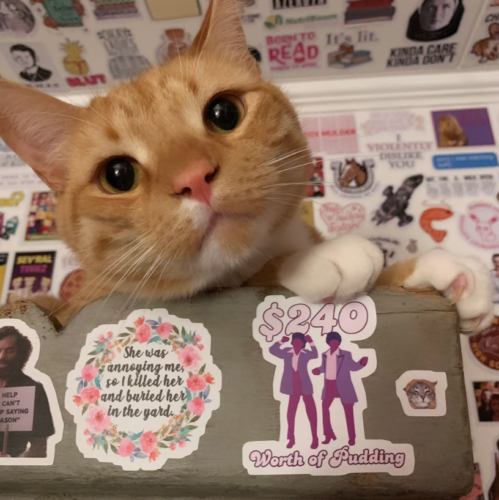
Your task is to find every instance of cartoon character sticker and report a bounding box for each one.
[7,251,55,304]
[372,175,424,227]
[460,202,499,249]
[0,0,35,35]
[65,309,221,471]
[0,319,63,465]
[419,203,454,243]
[406,0,465,42]
[243,296,414,476]
[61,40,107,88]
[330,158,375,197]
[97,28,150,80]
[25,192,58,241]
[32,0,84,29]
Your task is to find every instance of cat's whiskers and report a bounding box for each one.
[124,251,166,313]
[92,237,161,318]
[49,232,153,316]
[252,147,311,170]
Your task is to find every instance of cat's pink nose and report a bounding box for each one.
[173,160,216,205]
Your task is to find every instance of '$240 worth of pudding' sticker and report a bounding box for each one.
[65,309,221,471]
[242,296,415,476]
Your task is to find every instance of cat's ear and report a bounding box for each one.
[432,381,437,386]
[0,79,85,191]
[190,0,259,74]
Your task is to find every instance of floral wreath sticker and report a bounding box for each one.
[65,309,221,471]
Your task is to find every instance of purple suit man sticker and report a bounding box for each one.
[312,332,367,447]
[243,295,415,477]
[270,333,318,449]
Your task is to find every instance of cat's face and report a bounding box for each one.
[0,0,310,301]
[404,379,437,409]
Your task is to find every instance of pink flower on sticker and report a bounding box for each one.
[194,335,202,342]
[98,334,105,342]
[86,407,111,433]
[156,322,173,339]
[134,316,145,327]
[73,395,83,406]
[187,374,207,393]
[198,344,204,351]
[177,345,202,370]
[118,438,136,457]
[107,331,113,338]
[139,431,158,454]
[170,443,176,451]
[135,323,152,344]
[84,429,90,436]
[179,440,186,448]
[187,397,205,416]
[82,365,99,382]
[80,386,100,404]
[87,438,94,445]
[149,448,160,462]
[204,373,215,385]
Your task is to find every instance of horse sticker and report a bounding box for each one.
[330,158,376,198]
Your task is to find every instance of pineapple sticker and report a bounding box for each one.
[62,40,89,76]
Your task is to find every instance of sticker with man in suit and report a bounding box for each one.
[243,295,415,476]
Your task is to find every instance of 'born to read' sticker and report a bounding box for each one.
[242,295,415,476]
[65,309,221,471]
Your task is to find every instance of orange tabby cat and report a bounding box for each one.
[0,0,493,332]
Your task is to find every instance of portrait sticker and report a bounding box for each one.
[0,319,63,465]
[0,42,63,91]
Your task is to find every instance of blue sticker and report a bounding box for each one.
[433,153,498,170]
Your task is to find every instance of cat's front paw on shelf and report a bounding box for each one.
[279,235,384,304]
[405,249,494,334]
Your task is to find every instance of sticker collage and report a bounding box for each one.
[0,0,499,92]
[0,102,497,488]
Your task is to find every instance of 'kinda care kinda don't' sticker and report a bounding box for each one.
[65,309,221,471]
[242,296,415,476]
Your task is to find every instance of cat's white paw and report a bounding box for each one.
[279,235,384,303]
[405,249,494,334]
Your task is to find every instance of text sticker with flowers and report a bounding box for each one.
[65,309,221,471]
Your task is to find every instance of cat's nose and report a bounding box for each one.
[173,160,217,205]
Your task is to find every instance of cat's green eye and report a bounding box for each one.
[205,95,245,134]
[99,157,140,194]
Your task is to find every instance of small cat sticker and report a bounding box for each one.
[403,379,437,410]
[396,371,447,417]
